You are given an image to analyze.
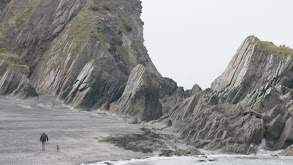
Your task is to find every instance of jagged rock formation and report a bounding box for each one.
[0,67,37,98]
[211,36,293,104]
[0,0,159,105]
[110,64,162,122]
[10,75,38,99]
[0,47,38,98]
[185,84,202,96]
[155,36,293,154]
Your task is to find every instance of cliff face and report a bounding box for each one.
[110,64,162,122]
[157,36,293,153]
[211,36,293,103]
[0,0,159,109]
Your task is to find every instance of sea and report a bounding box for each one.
[83,134,293,165]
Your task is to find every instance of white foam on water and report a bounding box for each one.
[17,104,33,109]
[37,103,53,109]
[83,154,293,165]
[81,138,293,165]
[257,139,282,156]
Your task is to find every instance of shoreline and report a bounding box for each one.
[0,96,152,165]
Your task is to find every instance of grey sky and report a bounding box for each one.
[141,0,293,89]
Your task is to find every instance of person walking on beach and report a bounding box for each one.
[40,132,49,151]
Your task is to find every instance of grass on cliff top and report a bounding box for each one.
[47,6,108,64]
[46,3,138,67]
[254,37,293,56]
[0,48,19,61]
[13,64,30,75]
[0,48,30,75]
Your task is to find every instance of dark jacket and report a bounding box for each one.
[40,134,49,142]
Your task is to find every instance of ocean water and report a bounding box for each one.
[83,135,293,165]
[84,154,293,165]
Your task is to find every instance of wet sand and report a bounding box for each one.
[0,96,151,165]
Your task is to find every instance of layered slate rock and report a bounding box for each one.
[1,0,83,67]
[185,84,202,97]
[158,77,187,115]
[0,0,159,108]
[211,36,293,104]
[60,55,128,110]
[0,67,37,98]
[0,67,24,95]
[11,76,38,99]
[0,60,9,78]
[110,64,162,122]
[276,117,293,150]
[280,144,293,156]
[157,36,293,154]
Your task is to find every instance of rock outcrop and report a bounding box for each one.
[110,64,162,122]
[61,55,128,110]
[0,0,159,106]
[0,67,37,98]
[185,84,202,97]
[211,36,293,104]
[155,36,293,154]
[10,76,38,99]
[280,144,293,156]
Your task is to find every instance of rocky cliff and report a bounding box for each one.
[155,36,293,154]
[1,0,293,155]
[110,64,162,122]
[0,48,37,98]
[0,0,159,109]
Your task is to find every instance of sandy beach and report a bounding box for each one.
[0,96,151,165]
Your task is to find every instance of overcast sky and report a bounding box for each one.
[141,0,293,89]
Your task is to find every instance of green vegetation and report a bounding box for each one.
[254,37,293,56]
[38,1,140,71]
[98,136,117,145]
[0,48,19,62]
[48,6,107,63]
[116,12,136,34]
[45,2,138,64]
[16,64,30,75]
[0,48,30,76]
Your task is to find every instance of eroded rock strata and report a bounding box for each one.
[110,64,162,122]
[0,0,159,104]
[156,36,293,154]
[0,0,293,155]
